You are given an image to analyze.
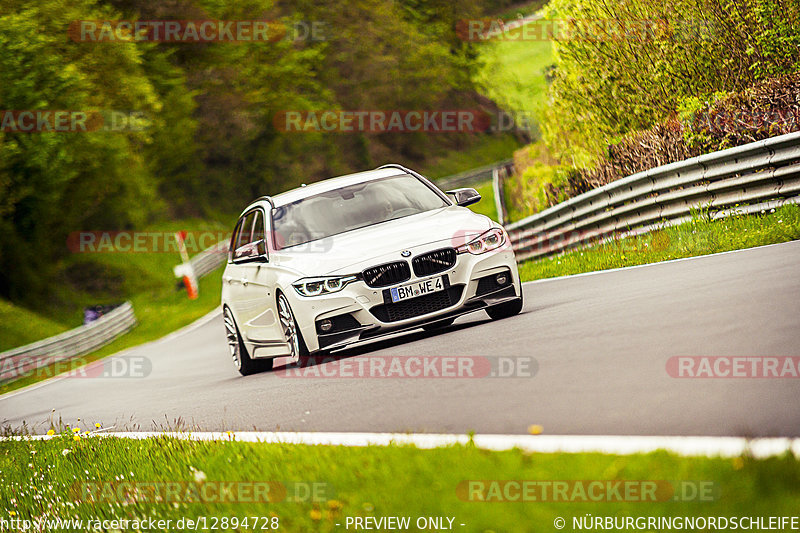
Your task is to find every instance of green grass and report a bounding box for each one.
[1,434,798,532]
[476,20,554,121]
[0,300,71,351]
[467,180,499,222]
[420,134,522,180]
[0,218,232,394]
[518,204,800,282]
[418,11,555,183]
[492,0,550,21]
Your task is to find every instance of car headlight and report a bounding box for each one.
[292,275,358,297]
[456,228,507,255]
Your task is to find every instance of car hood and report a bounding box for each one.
[273,206,492,275]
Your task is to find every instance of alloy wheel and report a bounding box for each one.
[277,294,301,362]
[223,307,242,370]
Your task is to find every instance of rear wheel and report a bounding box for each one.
[486,295,523,320]
[224,306,274,376]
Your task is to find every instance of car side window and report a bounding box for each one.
[232,209,267,262]
[232,211,256,261]
[251,211,268,257]
[238,212,256,248]
[229,218,243,262]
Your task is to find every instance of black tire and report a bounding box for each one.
[224,306,274,376]
[422,318,455,331]
[485,295,523,320]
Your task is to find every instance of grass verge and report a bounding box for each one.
[1,434,798,532]
[475,20,554,122]
[518,204,800,282]
[0,300,71,354]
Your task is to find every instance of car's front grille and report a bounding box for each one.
[362,261,411,288]
[412,248,456,277]
[370,285,464,323]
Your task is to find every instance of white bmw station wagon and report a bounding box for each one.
[221,164,522,375]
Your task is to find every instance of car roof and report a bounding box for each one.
[269,166,408,207]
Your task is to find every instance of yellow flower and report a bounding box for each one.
[9,511,15,517]
[46,429,55,436]
[73,435,80,441]
[95,423,101,428]
[527,424,543,435]
[309,509,322,521]
[72,427,80,433]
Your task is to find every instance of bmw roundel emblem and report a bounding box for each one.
[401,250,411,257]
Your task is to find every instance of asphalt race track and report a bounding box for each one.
[2,241,799,436]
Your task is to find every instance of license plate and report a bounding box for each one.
[390,276,445,303]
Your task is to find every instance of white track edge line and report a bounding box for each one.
[4,240,797,399]
[520,240,798,285]
[4,432,798,458]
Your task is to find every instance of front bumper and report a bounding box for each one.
[285,247,521,353]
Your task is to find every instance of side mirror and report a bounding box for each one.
[233,239,268,263]
[446,188,482,207]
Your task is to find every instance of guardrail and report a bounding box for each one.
[5,134,795,384]
[435,159,514,190]
[0,302,136,383]
[506,131,800,261]
[1,240,227,385]
[190,240,229,278]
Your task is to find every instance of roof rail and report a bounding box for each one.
[249,195,275,208]
[377,163,453,202]
[377,163,427,182]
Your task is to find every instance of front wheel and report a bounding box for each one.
[224,307,273,376]
[485,296,523,320]
[277,292,308,362]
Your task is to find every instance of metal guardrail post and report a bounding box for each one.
[492,167,506,225]
[435,159,514,190]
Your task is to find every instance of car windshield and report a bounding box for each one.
[272,173,449,249]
